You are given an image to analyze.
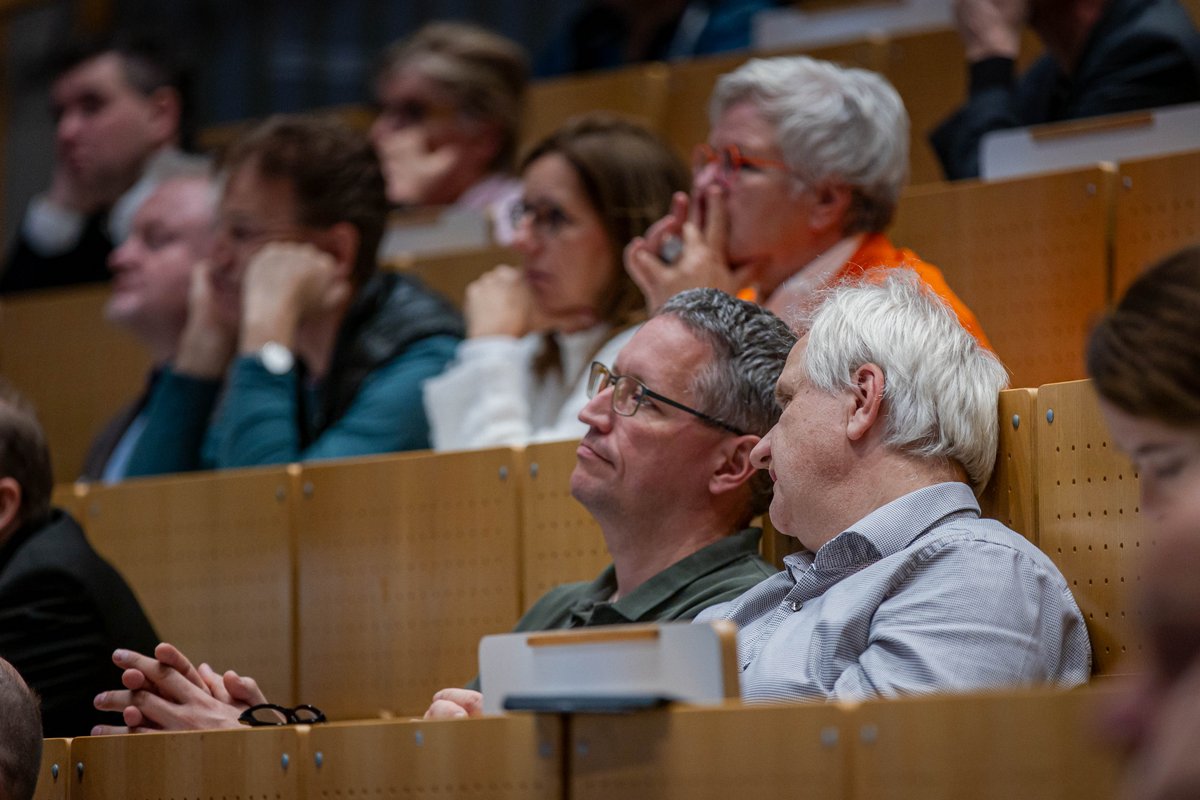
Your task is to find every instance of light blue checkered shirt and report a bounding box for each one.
[697,482,1093,703]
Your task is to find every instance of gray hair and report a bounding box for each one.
[801,270,1008,492]
[659,289,797,516]
[710,56,909,234]
[0,658,42,800]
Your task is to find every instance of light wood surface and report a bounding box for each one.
[1113,147,1200,295]
[293,448,522,718]
[519,439,609,613]
[852,689,1121,800]
[79,466,296,704]
[0,285,152,483]
[32,739,70,800]
[980,387,1038,542]
[891,165,1114,388]
[303,716,562,799]
[70,727,302,799]
[1036,379,1145,677]
[520,63,671,157]
[384,244,519,309]
[571,700,850,800]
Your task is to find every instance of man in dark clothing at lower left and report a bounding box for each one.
[0,379,158,737]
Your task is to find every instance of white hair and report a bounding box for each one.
[709,56,909,234]
[800,269,1008,492]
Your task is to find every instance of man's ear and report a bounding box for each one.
[846,363,885,441]
[146,86,182,146]
[806,181,853,236]
[709,435,761,497]
[315,222,361,281]
[0,477,24,540]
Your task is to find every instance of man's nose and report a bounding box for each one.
[578,386,614,431]
[57,109,84,145]
[750,429,773,470]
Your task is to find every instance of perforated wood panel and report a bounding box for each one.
[520,439,609,613]
[303,716,562,799]
[295,448,522,718]
[0,285,152,483]
[659,40,882,165]
[1037,380,1145,677]
[1113,148,1200,295]
[383,244,520,309]
[80,467,295,704]
[852,689,1120,799]
[520,64,671,156]
[980,388,1038,542]
[572,701,849,800]
[32,739,70,800]
[71,727,301,799]
[891,165,1114,388]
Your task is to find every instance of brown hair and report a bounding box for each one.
[0,380,53,534]
[0,659,41,800]
[521,113,691,332]
[376,22,529,173]
[1088,245,1200,423]
[221,114,387,286]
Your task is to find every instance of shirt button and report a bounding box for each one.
[788,600,802,612]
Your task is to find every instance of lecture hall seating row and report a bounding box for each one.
[5,145,1196,484]
[33,687,1121,800]
[44,377,1144,724]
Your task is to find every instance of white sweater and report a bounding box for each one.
[422,323,640,451]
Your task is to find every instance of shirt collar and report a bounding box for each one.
[784,482,981,576]
[569,527,764,624]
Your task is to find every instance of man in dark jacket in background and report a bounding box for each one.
[932,0,1200,179]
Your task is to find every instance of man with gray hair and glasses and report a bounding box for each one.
[93,289,797,729]
[625,56,991,349]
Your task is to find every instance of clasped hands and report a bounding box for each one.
[92,642,265,734]
[91,642,489,733]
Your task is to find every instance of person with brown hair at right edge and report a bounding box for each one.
[1087,245,1200,800]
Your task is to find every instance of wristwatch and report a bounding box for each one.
[256,341,295,375]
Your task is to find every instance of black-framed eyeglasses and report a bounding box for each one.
[238,703,327,727]
[587,362,745,436]
[509,199,576,237]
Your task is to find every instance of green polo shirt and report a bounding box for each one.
[467,528,774,691]
[517,527,774,630]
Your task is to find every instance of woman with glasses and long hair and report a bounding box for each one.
[422,114,689,451]
[1087,244,1200,800]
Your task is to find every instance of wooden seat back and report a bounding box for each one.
[80,467,296,704]
[1035,379,1145,677]
[891,165,1115,388]
[292,448,522,718]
